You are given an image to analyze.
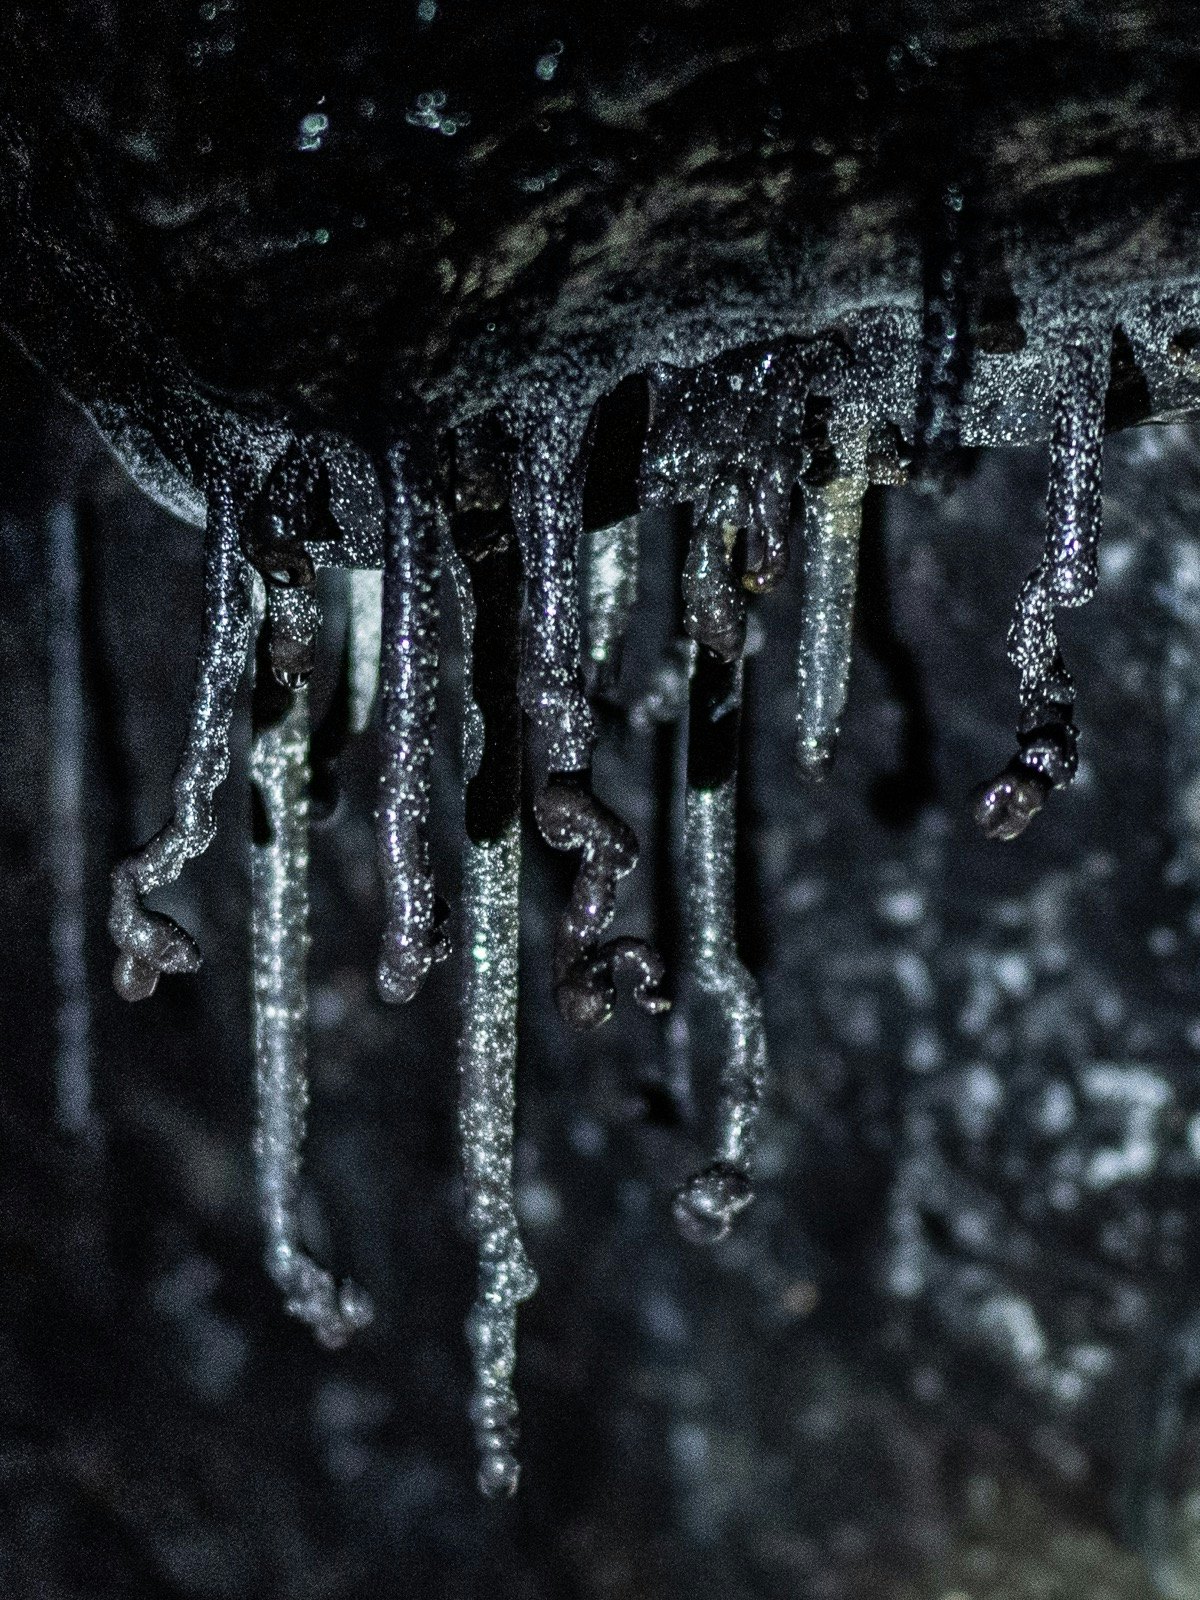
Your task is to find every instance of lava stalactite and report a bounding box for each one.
[535,776,670,1029]
[795,474,866,780]
[250,676,372,1349]
[508,384,667,1032]
[375,441,446,1003]
[584,513,639,690]
[345,567,383,734]
[108,462,255,1000]
[673,646,766,1245]
[452,505,536,1496]
[506,387,595,774]
[458,821,536,1497]
[975,323,1111,839]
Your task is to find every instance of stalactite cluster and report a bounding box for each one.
[49,227,1200,1494]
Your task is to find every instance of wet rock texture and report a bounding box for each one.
[6,1,1200,416]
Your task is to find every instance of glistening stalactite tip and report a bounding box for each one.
[672,1161,754,1246]
[972,767,1052,842]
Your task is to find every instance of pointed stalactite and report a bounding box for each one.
[795,474,866,779]
[454,511,536,1496]
[673,647,766,1245]
[974,324,1111,840]
[585,514,639,691]
[375,441,446,1003]
[250,676,372,1349]
[46,500,93,1135]
[345,567,383,735]
[109,464,255,1000]
[459,822,535,1497]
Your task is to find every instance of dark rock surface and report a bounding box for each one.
[6,2,1200,416]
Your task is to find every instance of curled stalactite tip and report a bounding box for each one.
[272,1247,375,1351]
[533,773,667,1029]
[972,764,1051,842]
[375,917,451,1005]
[534,777,635,868]
[109,869,202,1001]
[613,938,672,1017]
[672,1160,753,1245]
[555,937,671,1030]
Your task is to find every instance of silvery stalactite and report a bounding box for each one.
[673,647,766,1245]
[795,474,866,779]
[250,676,372,1349]
[46,500,92,1136]
[510,389,666,1029]
[975,324,1112,840]
[585,514,639,691]
[459,823,535,1496]
[453,515,536,1496]
[507,386,595,773]
[108,464,255,1000]
[345,567,383,734]
[375,442,446,1003]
